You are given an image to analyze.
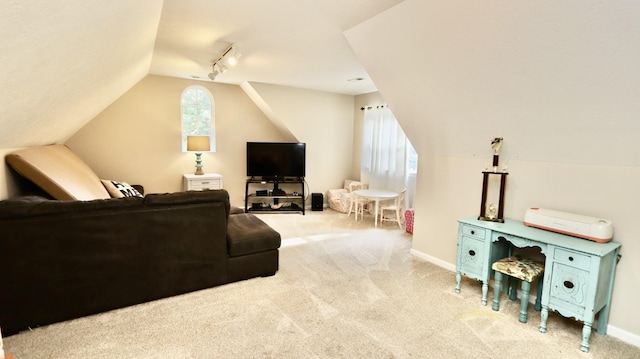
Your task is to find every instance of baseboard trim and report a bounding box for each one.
[606,325,640,349]
[409,248,455,272]
[409,248,640,350]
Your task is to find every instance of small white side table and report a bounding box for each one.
[183,173,223,191]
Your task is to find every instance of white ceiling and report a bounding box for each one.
[0,0,402,149]
[0,0,163,149]
[150,0,404,95]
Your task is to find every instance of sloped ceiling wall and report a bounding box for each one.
[0,0,163,149]
[346,0,640,167]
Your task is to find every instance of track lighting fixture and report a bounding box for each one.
[207,44,241,81]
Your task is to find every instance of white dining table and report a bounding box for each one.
[353,189,399,227]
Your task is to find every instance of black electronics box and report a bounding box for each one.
[311,193,323,211]
[256,190,268,196]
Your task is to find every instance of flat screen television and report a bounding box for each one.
[246,142,306,179]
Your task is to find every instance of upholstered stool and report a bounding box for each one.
[491,255,544,323]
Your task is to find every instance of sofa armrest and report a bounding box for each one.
[227,213,281,257]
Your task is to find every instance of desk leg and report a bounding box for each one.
[455,272,461,293]
[596,304,610,334]
[581,323,592,352]
[539,306,549,333]
[596,250,618,335]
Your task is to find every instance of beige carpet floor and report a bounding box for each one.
[4,210,639,358]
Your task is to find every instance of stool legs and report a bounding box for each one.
[519,281,531,323]
[492,271,503,311]
[491,256,544,324]
[508,277,518,301]
[493,273,544,323]
[534,276,543,312]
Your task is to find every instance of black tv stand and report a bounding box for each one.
[245,177,305,215]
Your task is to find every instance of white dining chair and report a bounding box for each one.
[346,182,372,220]
[379,188,406,228]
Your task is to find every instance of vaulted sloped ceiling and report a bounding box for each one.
[0,0,163,149]
[1,0,404,151]
[149,0,401,94]
[346,0,640,167]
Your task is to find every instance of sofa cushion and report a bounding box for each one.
[227,213,281,257]
[0,196,144,219]
[6,144,111,201]
[101,179,143,198]
[491,256,545,282]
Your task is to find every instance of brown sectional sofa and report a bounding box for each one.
[0,145,281,336]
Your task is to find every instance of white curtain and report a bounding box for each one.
[361,106,410,193]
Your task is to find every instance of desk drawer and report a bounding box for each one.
[549,262,589,317]
[461,225,486,240]
[553,248,591,270]
[190,180,221,190]
[458,236,485,276]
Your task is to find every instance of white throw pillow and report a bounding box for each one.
[101,179,143,198]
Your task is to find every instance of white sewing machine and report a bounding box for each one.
[524,207,613,243]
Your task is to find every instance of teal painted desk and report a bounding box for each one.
[455,217,621,352]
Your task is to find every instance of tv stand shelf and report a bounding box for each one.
[245,178,305,215]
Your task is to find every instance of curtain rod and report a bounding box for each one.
[360,105,388,111]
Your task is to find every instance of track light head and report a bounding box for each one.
[214,62,227,74]
[207,43,240,81]
[226,47,241,66]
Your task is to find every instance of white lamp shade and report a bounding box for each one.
[187,136,210,152]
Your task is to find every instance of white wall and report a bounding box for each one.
[63,76,356,209]
[65,75,287,207]
[242,82,355,195]
[346,0,640,343]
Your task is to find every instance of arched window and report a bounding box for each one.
[181,86,215,152]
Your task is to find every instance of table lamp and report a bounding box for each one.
[187,136,211,175]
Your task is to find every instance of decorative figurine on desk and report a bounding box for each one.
[486,203,498,220]
[479,137,508,223]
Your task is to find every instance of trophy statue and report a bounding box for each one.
[490,137,503,171]
[479,137,508,223]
